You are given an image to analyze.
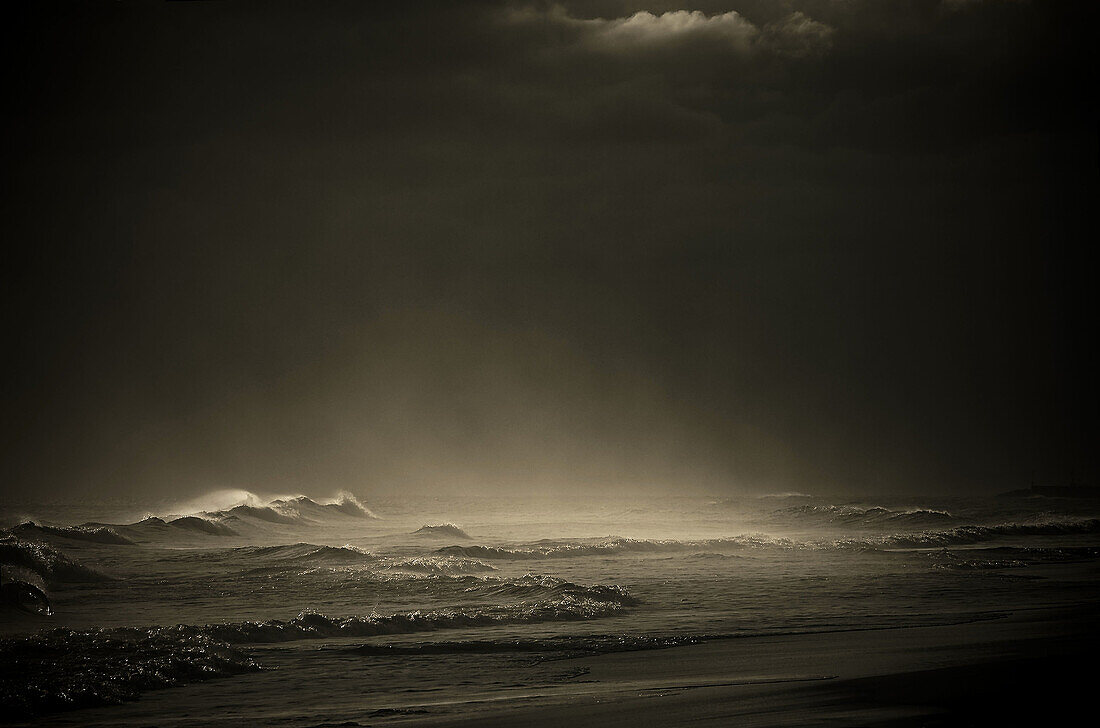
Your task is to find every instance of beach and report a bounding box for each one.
[406,604,1097,727]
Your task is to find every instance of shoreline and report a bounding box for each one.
[401,605,1098,727]
[7,603,1096,727]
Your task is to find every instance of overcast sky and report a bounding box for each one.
[2,1,1096,501]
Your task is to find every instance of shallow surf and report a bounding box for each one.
[3,491,1099,724]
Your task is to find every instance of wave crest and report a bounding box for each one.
[10,522,134,545]
[166,516,237,536]
[413,523,471,539]
[198,596,634,644]
[381,556,496,574]
[269,492,377,520]
[229,542,375,565]
[0,535,111,583]
[875,519,1100,548]
[164,490,377,527]
[438,520,1100,561]
[438,537,756,560]
[775,504,956,528]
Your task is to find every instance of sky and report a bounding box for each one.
[2,0,1096,502]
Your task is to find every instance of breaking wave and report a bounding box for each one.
[0,581,634,713]
[437,537,762,560]
[775,504,956,528]
[223,549,497,578]
[0,535,111,583]
[1,565,51,615]
[7,491,380,548]
[872,519,1100,548]
[164,490,377,527]
[166,516,237,536]
[470,574,637,604]
[413,523,471,539]
[228,542,375,565]
[104,515,239,541]
[0,630,260,719]
[438,520,1100,561]
[268,492,377,520]
[10,522,134,545]
[198,599,634,644]
[66,575,638,646]
[381,556,496,574]
[216,504,302,524]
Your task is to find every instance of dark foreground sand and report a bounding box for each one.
[404,605,1098,727]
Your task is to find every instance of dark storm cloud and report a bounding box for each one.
[1,1,1095,501]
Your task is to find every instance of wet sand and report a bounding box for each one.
[406,605,1098,727]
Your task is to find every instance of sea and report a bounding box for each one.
[2,488,1099,726]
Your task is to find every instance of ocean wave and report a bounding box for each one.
[228,542,375,565]
[213,547,496,578]
[468,574,638,605]
[71,575,637,645]
[214,504,303,524]
[774,504,956,528]
[196,597,633,644]
[438,519,1100,562]
[437,537,758,560]
[166,516,238,536]
[0,535,111,583]
[0,629,260,719]
[197,492,377,526]
[10,521,134,545]
[412,523,471,539]
[236,569,631,606]
[169,489,377,523]
[381,556,497,574]
[874,519,1100,548]
[1,565,51,615]
[321,491,378,519]
[104,515,239,542]
[11,492,378,546]
[109,516,217,540]
[269,492,377,520]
